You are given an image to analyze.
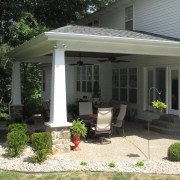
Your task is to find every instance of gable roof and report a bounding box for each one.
[51,25,180,43]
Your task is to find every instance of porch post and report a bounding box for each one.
[11,61,23,119]
[45,48,71,153]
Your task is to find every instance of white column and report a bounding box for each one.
[46,49,71,127]
[12,61,21,105]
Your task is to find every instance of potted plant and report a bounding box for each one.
[70,119,87,151]
[152,100,167,115]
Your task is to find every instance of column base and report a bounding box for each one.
[10,104,23,121]
[45,123,72,154]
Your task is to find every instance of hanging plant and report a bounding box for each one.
[152,100,167,115]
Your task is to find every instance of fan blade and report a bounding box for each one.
[97,60,108,62]
[69,63,78,66]
[111,60,130,63]
[83,63,94,65]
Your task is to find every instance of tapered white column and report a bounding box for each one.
[12,61,21,105]
[46,49,71,127]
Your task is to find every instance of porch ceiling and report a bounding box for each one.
[7,25,180,61]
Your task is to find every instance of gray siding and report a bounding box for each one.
[134,0,180,38]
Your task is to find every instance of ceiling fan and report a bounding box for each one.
[97,57,130,63]
[69,53,94,66]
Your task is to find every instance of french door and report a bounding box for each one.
[169,67,179,115]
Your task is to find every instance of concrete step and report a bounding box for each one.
[149,124,180,135]
[151,119,180,129]
[160,115,180,124]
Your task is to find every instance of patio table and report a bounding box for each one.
[79,114,97,138]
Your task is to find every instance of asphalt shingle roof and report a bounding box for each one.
[51,25,180,42]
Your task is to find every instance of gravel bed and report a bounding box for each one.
[0,144,180,174]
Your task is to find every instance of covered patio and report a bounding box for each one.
[8,25,180,152]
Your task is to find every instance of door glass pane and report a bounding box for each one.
[120,88,127,102]
[82,66,86,81]
[171,70,178,110]
[156,68,166,102]
[87,66,92,80]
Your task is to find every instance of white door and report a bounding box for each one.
[169,67,179,115]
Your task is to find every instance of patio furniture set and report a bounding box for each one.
[78,101,127,144]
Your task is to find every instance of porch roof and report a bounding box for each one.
[8,25,180,61]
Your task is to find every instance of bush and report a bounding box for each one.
[5,131,29,157]
[168,143,180,162]
[0,113,10,121]
[5,123,29,157]
[135,161,144,167]
[31,132,52,163]
[108,161,116,168]
[8,123,28,134]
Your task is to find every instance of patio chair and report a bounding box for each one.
[91,107,113,144]
[79,101,93,116]
[112,104,127,136]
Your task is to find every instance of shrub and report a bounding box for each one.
[31,132,52,163]
[108,161,116,168]
[135,161,144,167]
[168,143,180,162]
[80,161,88,166]
[5,131,29,157]
[0,113,10,121]
[8,123,28,134]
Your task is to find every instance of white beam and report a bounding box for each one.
[12,61,21,105]
[45,48,71,127]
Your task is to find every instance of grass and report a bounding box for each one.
[0,170,179,180]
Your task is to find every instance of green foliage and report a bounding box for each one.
[152,100,167,109]
[0,113,10,121]
[8,123,28,134]
[108,161,116,168]
[31,132,52,163]
[70,120,87,137]
[135,161,144,167]
[168,143,180,162]
[80,161,88,166]
[5,131,29,157]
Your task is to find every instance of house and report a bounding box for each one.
[8,0,180,152]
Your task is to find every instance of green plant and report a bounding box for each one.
[135,161,144,167]
[80,161,88,166]
[70,119,87,137]
[168,142,180,162]
[152,100,167,109]
[31,132,52,163]
[0,113,10,121]
[108,161,116,168]
[5,131,29,157]
[8,123,28,134]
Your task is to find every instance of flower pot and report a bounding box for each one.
[72,135,81,151]
[154,108,164,116]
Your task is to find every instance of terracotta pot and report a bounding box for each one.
[72,135,81,151]
[154,108,164,116]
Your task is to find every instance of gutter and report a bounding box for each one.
[45,32,180,48]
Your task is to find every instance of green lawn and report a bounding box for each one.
[0,171,179,180]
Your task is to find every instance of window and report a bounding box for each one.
[112,68,137,104]
[42,70,46,92]
[76,65,99,95]
[125,5,133,30]
[112,69,119,100]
